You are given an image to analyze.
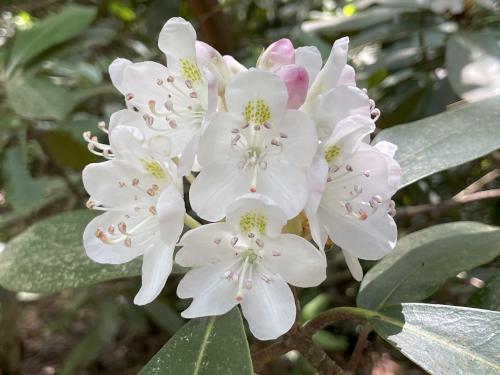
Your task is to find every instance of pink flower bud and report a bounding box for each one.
[276,64,309,109]
[257,38,295,70]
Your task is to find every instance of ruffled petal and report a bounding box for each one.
[134,244,174,305]
[176,223,236,267]
[263,234,327,287]
[225,69,288,124]
[240,265,295,340]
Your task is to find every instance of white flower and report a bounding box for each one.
[175,196,327,340]
[189,69,318,221]
[108,17,218,174]
[300,37,373,140]
[305,115,400,281]
[82,127,185,305]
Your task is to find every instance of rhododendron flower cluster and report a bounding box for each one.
[82,17,401,340]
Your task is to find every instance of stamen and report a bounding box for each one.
[255,238,264,248]
[124,237,132,247]
[86,198,95,209]
[235,257,250,301]
[149,206,157,215]
[272,250,281,256]
[107,225,115,234]
[231,237,239,247]
[118,222,127,234]
[213,238,222,245]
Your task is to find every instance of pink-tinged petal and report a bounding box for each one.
[342,250,363,281]
[225,69,288,124]
[196,41,229,95]
[276,64,309,109]
[176,223,236,267]
[240,265,295,340]
[225,195,287,238]
[295,46,322,87]
[223,55,248,76]
[134,244,174,305]
[177,258,240,318]
[339,64,356,86]
[263,234,327,287]
[257,38,295,70]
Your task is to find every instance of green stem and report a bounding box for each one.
[302,306,376,337]
[184,213,202,229]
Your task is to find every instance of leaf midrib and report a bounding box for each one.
[192,316,216,375]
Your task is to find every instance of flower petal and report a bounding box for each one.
[83,211,146,264]
[240,265,295,340]
[189,161,254,221]
[257,162,308,219]
[176,223,236,267]
[109,58,132,93]
[342,250,363,281]
[177,258,239,318]
[156,184,185,246]
[158,17,197,71]
[225,69,288,124]
[134,244,174,305]
[295,46,322,87]
[225,195,287,238]
[263,234,327,287]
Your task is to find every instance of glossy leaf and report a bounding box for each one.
[7,5,97,72]
[371,304,500,375]
[6,76,77,121]
[139,308,253,375]
[357,222,500,310]
[468,270,500,311]
[375,96,500,187]
[0,210,141,293]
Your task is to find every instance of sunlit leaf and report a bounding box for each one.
[375,96,500,187]
[357,222,500,310]
[0,210,141,293]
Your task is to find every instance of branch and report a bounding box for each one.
[348,324,371,372]
[398,169,500,218]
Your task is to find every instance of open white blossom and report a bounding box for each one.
[82,127,185,305]
[108,17,218,174]
[305,115,400,281]
[190,69,318,221]
[175,196,327,340]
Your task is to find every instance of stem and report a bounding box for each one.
[184,213,202,229]
[186,173,195,184]
[302,307,374,337]
[348,324,372,372]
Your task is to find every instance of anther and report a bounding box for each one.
[271,139,281,147]
[149,206,157,215]
[126,93,134,101]
[118,181,125,188]
[358,209,368,221]
[167,76,175,83]
[248,232,255,239]
[169,119,177,129]
[86,198,95,209]
[231,237,239,247]
[164,100,174,111]
[345,202,353,213]
[185,80,193,89]
[108,225,115,234]
[253,125,261,131]
[242,123,250,129]
[263,122,271,129]
[118,222,127,234]
[363,170,371,177]
[346,164,353,172]
[279,132,288,138]
[156,78,163,85]
[143,114,154,126]
[272,250,281,256]
[231,128,239,134]
[132,178,139,186]
[124,237,132,247]
[147,188,156,196]
[213,238,222,245]
[249,187,257,193]
[190,91,198,99]
[256,238,264,248]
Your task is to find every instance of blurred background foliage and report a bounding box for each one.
[0,0,499,374]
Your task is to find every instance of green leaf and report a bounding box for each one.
[0,210,141,293]
[446,29,500,101]
[139,308,253,375]
[468,270,500,311]
[144,300,185,334]
[375,96,500,187]
[1,147,44,213]
[7,5,97,73]
[6,76,77,121]
[357,222,500,310]
[370,304,500,375]
[312,330,349,352]
[40,130,97,170]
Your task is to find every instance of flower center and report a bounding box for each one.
[141,158,167,179]
[239,211,267,235]
[243,99,271,126]
[324,144,341,164]
[179,58,203,83]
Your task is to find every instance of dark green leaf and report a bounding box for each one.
[468,270,500,311]
[375,96,500,187]
[40,130,97,170]
[139,308,253,375]
[0,210,141,293]
[357,222,500,310]
[144,300,185,334]
[370,304,500,375]
[7,5,97,73]
[6,76,77,121]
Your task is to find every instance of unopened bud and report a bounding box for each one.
[257,38,295,70]
[275,64,309,109]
